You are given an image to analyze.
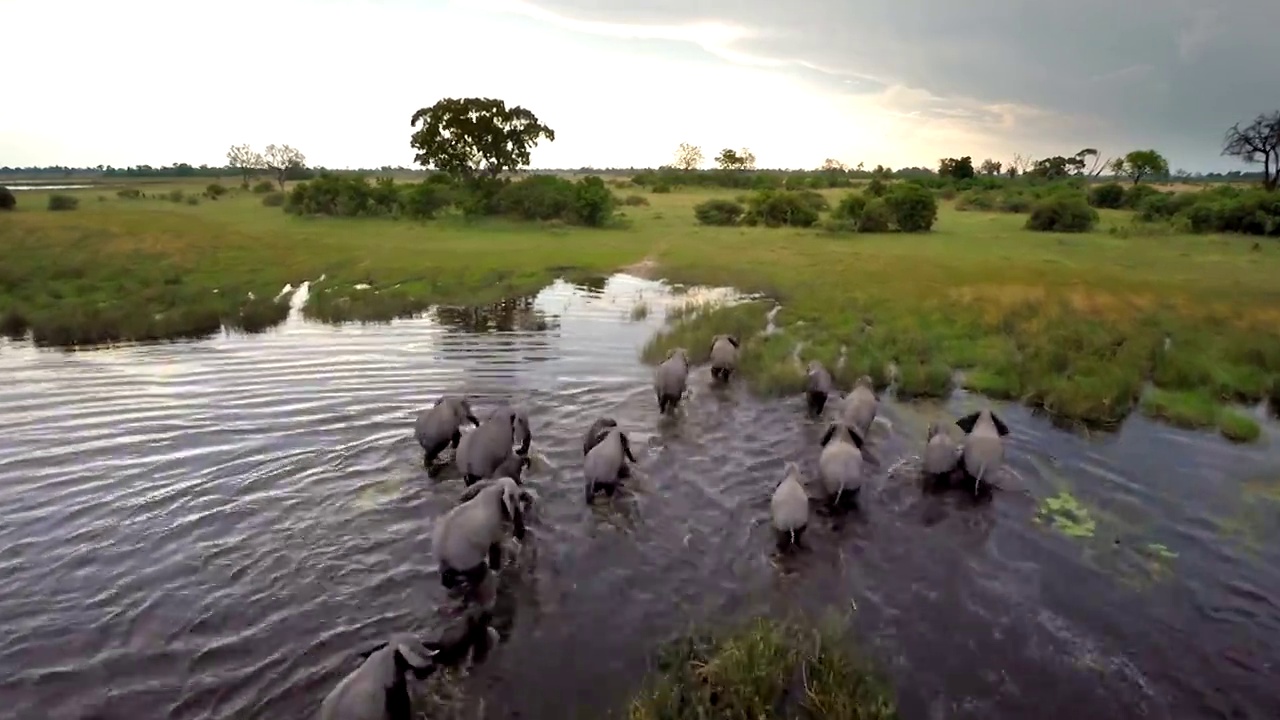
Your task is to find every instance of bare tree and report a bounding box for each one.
[737,148,756,171]
[820,158,848,172]
[979,158,1002,176]
[1222,111,1280,191]
[1009,153,1033,175]
[1073,148,1109,178]
[262,144,306,190]
[226,144,264,187]
[673,143,704,171]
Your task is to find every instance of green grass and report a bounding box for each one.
[1139,388,1264,443]
[2,181,1278,436]
[627,616,897,720]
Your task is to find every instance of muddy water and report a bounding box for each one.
[0,274,1277,720]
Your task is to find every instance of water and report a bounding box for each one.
[3,184,95,191]
[1,274,1278,720]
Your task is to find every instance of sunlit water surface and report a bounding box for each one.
[1,274,1277,720]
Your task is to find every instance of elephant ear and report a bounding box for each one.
[988,411,1011,437]
[845,425,866,450]
[395,641,437,672]
[357,640,390,661]
[819,423,838,447]
[955,411,981,434]
[726,335,740,348]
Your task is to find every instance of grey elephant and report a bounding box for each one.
[922,422,962,485]
[836,375,878,442]
[804,360,835,415]
[432,476,526,591]
[414,396,480,468]
[456,405,533,486]
[818,420,865,506]
[583,424,638,502]
[955,408,1010,496]
[771,461,810,550]
[583,416,619,455]
[653,348,690,414]
[708,334,740,383]
[316,633,437,720]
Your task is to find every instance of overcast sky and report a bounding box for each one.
[3,0,1274,172]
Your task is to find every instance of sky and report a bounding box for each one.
[2,0,1275,172]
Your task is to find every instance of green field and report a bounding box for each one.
[2,177,1278,438]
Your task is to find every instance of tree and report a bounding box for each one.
[408,97,555,181]
[1074,148,1108,178]
[716,148,756,171]
[1030,156,1076,180]
[226,144,264,187]
[674,143,703,171]
[1110,149,1169,186]
[1222,111,1280,191]
[262,144,306,190]
[938,156,975,180]
[979,158,1002,176]
[820,158,848,172]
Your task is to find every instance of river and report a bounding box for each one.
[0,273,1277,720]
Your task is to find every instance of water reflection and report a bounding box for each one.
[0,274,1277,720]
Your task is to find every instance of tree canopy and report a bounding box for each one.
[1222,111,1280,191]
[1110,150,1169,185]
[409,98,555,180]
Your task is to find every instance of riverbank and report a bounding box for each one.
[2,180,1277,433]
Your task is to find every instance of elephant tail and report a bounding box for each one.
[972,460,988,497]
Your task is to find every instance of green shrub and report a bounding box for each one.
[884,182,938,232]
[832,193,868,221]
[185,196,200,206]
[251,180,276,194]
[0,186,14,211]
[1122,183,1161,209]
[864,178,887,197]
[47,194,79,211]
[115,188,142,199]
[398,182,453,219]
[742,190,820,228]
[167,189,185,203]
[955,189,996,211]
[857,198,893,232]
[998,191,1032,213]
[1025,194,1098,232]
[693,198,745,226]
[793,189,830,213]
[261,192,286,207]
[570,175,616,227]
[205,183,227,198]
[1088,183,1126,209]
[623,194,650,206]
[497,175,575,221]
[651,182,672,194]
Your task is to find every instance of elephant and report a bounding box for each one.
[804,360,835,415]
[771,461,810,550]
[836,375,878,442]
[955,408,1010,496]
[414,396,480,468]
[922,422,962,484]
[708,334,740,383]
[653,348,690,414]
[583,425,638,502]
[316,633,437,720]
[456,405,533,486]
[432,476,526,591]
[583,416,619,456]
[818,421,866,506]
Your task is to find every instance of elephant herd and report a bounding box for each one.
[316,334,1011,719]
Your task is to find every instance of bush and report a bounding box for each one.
[651,182,672,194]
[793,189,830,213]
[47,194,79,211]
[571,176,617,227]
[693,198,745,226]
[497,175,575,221]
[1088,182,1125,209]
[864,178,887,197]
[398,182,453,219]
[832,193,867,221]
[252,180,276,194]
[262,192,286,207]
[998,191,1032,213]
[742,190,821,228]
[622,194,650,207]
[884,182,938,232]
[185,196,200,206]
[167,189,185,203]
[0,186,14,211]
[857,198,893,232]
[955,189,996,211]
[1025,194,1098,232]
[206,183,227,198]
[115,188,142,199]
[1122,183,1160,209]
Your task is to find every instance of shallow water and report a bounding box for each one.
[1,274,1278,720]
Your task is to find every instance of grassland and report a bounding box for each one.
[2,177,1278,437]
[626,616,897,720]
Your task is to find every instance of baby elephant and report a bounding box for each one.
[653,348,690,414]
[583,416,631,480]
[771,461,810,550]
[708,334,740,383]
[317,633,437,720]
[837,375,878,442]
[432,477,526,592]
[922,422,962,486]
[804,360,835,416]
[584,424,638,502]
[456,406,533,486]
[414,395,480,468]
[818,421,865,506]
[956,408,1010,496]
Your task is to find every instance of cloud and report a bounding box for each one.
[496,0,1279,169]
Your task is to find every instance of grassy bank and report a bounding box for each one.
[627,617,897,720]
[2,179,1278,433]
